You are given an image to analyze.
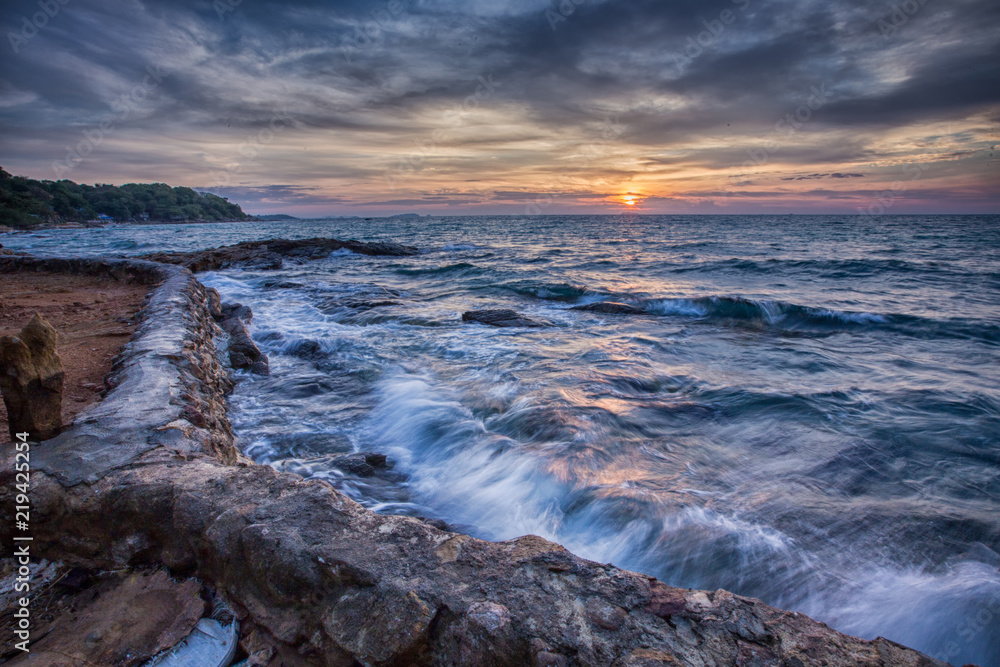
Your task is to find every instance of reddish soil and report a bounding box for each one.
[0,272,151,443]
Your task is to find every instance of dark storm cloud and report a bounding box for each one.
[1,0,997,213]
[781,173,865,181]
[4,0,997,131]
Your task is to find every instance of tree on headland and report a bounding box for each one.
[0,167,252,229]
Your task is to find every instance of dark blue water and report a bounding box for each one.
[6,215,999,665]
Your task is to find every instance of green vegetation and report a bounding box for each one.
[0,167,252,229]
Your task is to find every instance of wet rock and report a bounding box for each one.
[462,309,546,328]
[572,301,645,315]
[205,287,223,321]
[227,329,269,375]
[142,237,419,272]
[0,313,64,441]
[344,299,401,309]
[331,452,390,477]
[220,302,253,323]
[219,303,268,375]
[287,339,326,362]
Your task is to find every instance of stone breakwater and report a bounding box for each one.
[142,237,419,272]
[0,254,952,666]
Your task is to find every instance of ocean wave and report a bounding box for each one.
[669,256,967,280]
[638,295,999,342]
[644,296,888,327]
[502,280,595,301]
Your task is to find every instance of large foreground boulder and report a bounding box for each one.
[0,313,64,441]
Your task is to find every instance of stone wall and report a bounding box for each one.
[0,255,951,667]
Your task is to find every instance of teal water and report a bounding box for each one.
[6,215,999,664]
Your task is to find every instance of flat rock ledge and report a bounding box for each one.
[142,237,419,272]
[0,254,950,667]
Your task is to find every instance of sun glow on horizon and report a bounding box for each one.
[620,193,643,207]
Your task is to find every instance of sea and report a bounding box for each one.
[5,214,999,665]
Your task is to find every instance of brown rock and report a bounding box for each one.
[5,570,204,666]
[206,287,223,321]
[0,313,64,441]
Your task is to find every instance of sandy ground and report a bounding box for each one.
[0,271,151,443]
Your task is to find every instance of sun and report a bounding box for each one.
[620,193,641,207]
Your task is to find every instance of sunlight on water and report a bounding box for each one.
[5,214,999,664]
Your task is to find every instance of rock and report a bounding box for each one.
[218,303,268,375]
[330,452,390,477]
[227,328,269,375]
[0,313,65,441]
[4,570,205,666]
[0,254,952,667]
[462,309,546,328]
[221,302,252,323]
[572,301,645,315]
[205,287,223,321]
[287,339,326,362]
[142,238,419,272]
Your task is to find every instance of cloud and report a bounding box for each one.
[0,0,997,214]
[781,172,865,180]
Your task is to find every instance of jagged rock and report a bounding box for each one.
[142,238,419,272]
[0,313,64,441]
[221,302,253,323]
[218,303,268,375]
[205,287,223,321]
[572,301,645,315]
[330,452,390,477]
[227,327,269,375]
[462,309,546,328]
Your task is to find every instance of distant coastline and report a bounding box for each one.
[0,166,252,230]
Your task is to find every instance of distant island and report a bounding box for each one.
[257,214,299,220]
[0,167,252,229]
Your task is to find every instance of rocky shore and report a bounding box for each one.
[142,237,419,272]
[0,252,954,666]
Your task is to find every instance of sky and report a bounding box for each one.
[1,0,998,217]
